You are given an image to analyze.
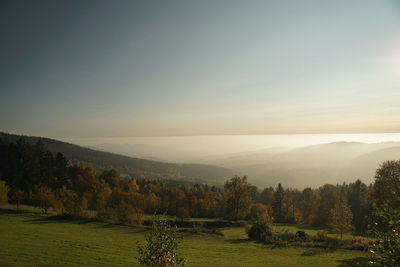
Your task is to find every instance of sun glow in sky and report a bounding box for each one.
[1,0,400,138]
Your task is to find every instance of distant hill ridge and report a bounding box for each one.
[226,141,400,188]
[0,132,233,184]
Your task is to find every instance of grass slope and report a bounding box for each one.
[0,210,367,267]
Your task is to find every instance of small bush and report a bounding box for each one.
[295,231,311,242]
[246,219,274,243]
[136,215,185,267]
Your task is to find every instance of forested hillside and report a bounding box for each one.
[0,132,233,183]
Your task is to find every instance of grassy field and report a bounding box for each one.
[0,208,369,267]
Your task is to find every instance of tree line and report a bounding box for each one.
[0,139,397,237]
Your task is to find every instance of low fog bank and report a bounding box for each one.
[66,134,400,188]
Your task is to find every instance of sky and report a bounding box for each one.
[1,0,400,138]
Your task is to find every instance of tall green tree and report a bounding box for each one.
[347,179,369,234]
[368,161,400,265]
[316,185,341,226]
[371,160,400,209]
[224,176,253,221]
[369,199,400,266]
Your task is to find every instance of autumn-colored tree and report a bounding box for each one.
[128,179,140,192]
[129,191,145,225]
[169,188,188,215]
[114,201,144,225]
[32,186,61,214]
[316,185,341,226]
[283,189,302,223]
[201,191,221,218]
[10,189,24,210]
[106,187,144,224]
[67,165,97,198]
[328,196,353,240]
[0,180,10,204]
[57,187,87,216]
[224,176,253,220]
[145,193,161,214]
[86,180,112,211]
[248,203,271,221]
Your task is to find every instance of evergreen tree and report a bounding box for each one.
[272,184,285,222]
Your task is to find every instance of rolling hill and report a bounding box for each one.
[0,132,234,184]
[219,142,400,188]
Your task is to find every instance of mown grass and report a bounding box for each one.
[0,209,369,267]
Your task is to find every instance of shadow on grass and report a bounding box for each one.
[274,223,335,234]
[97,223,149,233]
[225,238,252,244]
[0,208,25,215]
[0,207,41,215]
[23,215,97,225]
[337,257,371,267]
[22,214,150,234]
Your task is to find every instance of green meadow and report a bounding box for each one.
[0,207,368,267]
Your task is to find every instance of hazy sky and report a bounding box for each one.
[1,0,400,138]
